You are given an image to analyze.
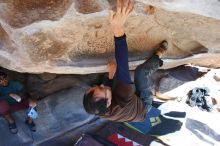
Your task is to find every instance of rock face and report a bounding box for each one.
[0,0,220,74]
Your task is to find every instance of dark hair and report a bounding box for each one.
[83,90,109,115]
[0,72,7,80]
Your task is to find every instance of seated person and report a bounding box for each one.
[0,72,37,134]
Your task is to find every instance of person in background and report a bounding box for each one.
[0,72,37,134]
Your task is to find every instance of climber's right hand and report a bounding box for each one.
[109,0,134,37]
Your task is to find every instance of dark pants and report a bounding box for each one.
[134,55,163,111]
[0,99,29,116]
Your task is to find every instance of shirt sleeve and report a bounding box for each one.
[114,34,132,84]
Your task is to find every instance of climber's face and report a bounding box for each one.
[86,84,112,108]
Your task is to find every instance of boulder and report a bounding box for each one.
[27,74,81,99]
[0,0,220,74]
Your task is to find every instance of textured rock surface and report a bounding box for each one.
[27,74,83,99]
[0,0,220,74]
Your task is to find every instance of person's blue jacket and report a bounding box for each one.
[0,80,26,104]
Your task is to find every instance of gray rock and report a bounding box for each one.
[27,75,84,99]
[38,73,57,81]
[0,85,94,146]
[157,66,207,93]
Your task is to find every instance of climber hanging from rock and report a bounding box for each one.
[83,0,169,122]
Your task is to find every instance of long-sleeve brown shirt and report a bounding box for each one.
[100,35,147,122]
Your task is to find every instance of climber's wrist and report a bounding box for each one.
[112,26,125,37]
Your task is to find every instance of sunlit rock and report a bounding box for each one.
[0,0,220,74]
